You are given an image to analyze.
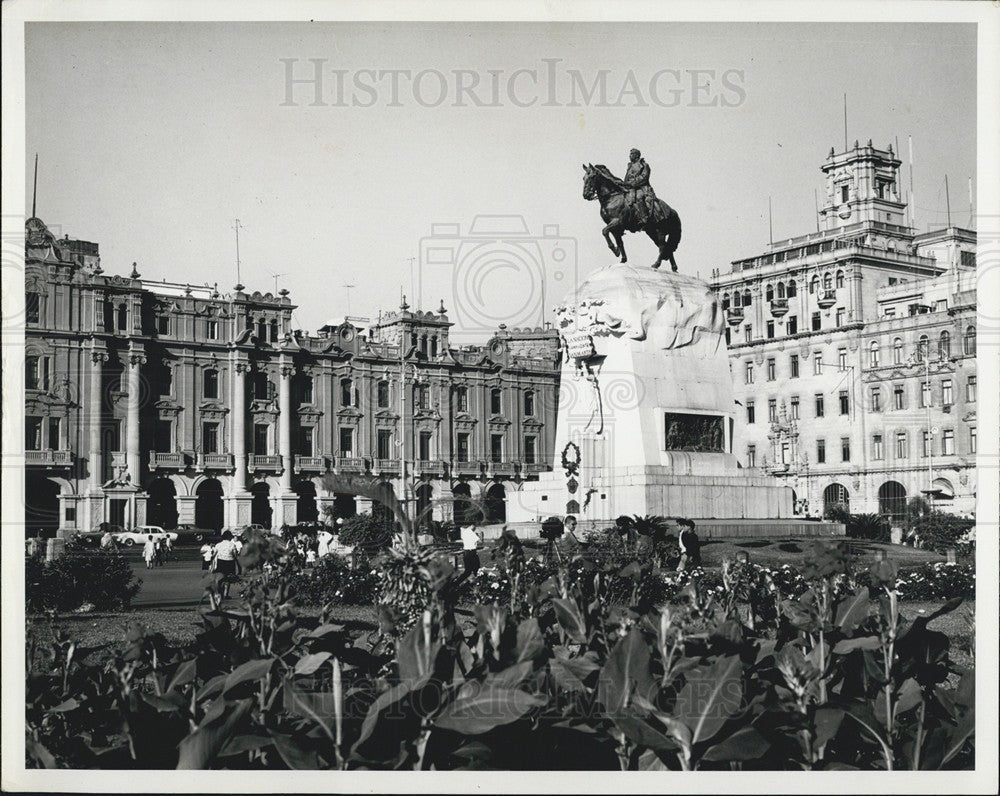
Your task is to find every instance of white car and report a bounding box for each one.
[113,526,179,546]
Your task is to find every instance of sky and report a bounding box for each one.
[25,21,976,339]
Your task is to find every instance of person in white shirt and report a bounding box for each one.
[454,521,483,586]
[142,535,156,569]
[317,528,334,558]
[199,540,216,571]
[213,531,240,597]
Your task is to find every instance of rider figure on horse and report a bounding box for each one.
[623,148,665,227]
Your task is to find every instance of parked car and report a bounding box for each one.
[113,526,178,546]
[173,525,216,544]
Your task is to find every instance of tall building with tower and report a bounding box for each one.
[710,140,977,521]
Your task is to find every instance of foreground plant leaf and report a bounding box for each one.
[176,698,253,769]
[675,655,742,745]
[433,685,547,735]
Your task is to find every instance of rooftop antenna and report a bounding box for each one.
[405,256,417,309]
[31,153,38,217]
[768,196,773,245]
[908,136,916,231]
[232,218,245,289]
[944,174,952,229]
[843,94,848,152]
[267,270,288,294]
[342,283,355,315]
[813,188,820,232]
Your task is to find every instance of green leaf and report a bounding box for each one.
[47,697,80,713]
[486,660,534,690]
[222,658,274,698]
[832,636,881,655]
[351,681,416,756]
[515,618,545,663]
[167,658,198,692]
[939,711,975,768]
[307,623,346,638]
[834,587,870,634]
[702,725,770,762]
[141,692,185,712]
[614,714,678,752]
[396,622,441,685]
[894,678,923,717]
[638,749,670,770]
[675,655,743,746]
[176,698,253,769]
[598,627,655,717]
[550,598,588,643]
[26,739,57,768]
[218,733,272,757]
[197,673,226,702]
[294,652,332,676]
[434,685,548,735]
[814,707,845,748]
[269,730,320,770]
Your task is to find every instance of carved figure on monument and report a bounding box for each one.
[582,154,682,270]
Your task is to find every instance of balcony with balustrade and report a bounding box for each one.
[294,455,328,473]
[148,451,190,471]
[373,458,400,475]
[197,453,234,471]
[25,449,72,467]
[770,298,789,317]
[452,459,484,476]
[415,459,446,477]
[335,454,368,473]
[725,307,745,326]
[817,289,837,309]
[488,460,517,477]
[248,454,282,473]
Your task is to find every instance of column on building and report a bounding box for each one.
[86,346,108,530]
[274,355,298,527]
[228,354,252,527]
[125,348,144,484]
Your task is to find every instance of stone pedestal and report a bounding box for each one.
[508,264,794,526]
[176,495,198,525]
[272,494,299,529]
[226,493,253,528]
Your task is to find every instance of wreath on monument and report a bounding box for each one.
[561,441,581,477]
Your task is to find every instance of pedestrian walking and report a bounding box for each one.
[200,539,216,571]
[142,534,156,569]
[213,530,240,598]
[453,520,483,587]
[317,527,334,559]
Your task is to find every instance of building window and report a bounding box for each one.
[811,312,821,332]
[157,315,170,335]
[942,379,953,407]
[969,427,977,454]
[780,442,790,465]
[490,434,504,463]
[524,390,535,416]
[873,434,884,460]
[942,429,954,456]
[254,373,272,401]
[895,431,907,459]
[270,320,279,343]
[921,431,930,458]
[766,358,776,381]
[415,383,430,410]
[490,388,502,415]
[376,429,392,460]
[455,386,469,412]
[204,369,219,400]
[790,354,799,378]
[26,292,41,324]
[299,426,314,457]
[26,416,43,450]
[916,335,929,362]
[871,387,881,412]
[788,280,797,297]
[963,326,975,356]
[840,185,849,203]
[839,390,850,415]
[790,396,800,419]
[207,319,219,340]
[419,431,432,461]
[765,284,774,302]
[810,275,819,294]
[301,375,314,404]
[202,422,220,454]
[746,401,755,424]
[377,380,390,408]
[768,398,777,423]
[524,436,537,465]
[967,376,976,402]
[746,444,756,468]
[816,439,826,464]
[815,393,825,417]
[919,381,931,409]
[744,324,752,343]
[893,384,904,410]
[254,424,270,455]
[117,305,128,331]
[869,341,880,367]
[836,271,845,289]
[25,355,49,391]
[766,320,775,339]
[745,362,754,384]
[835,308,845,327]
[725,328,731,346]
[939,330,951,359]
[838,348,847,371]
[893,338,903,364]
[339,427,354,457]
[456,432,471,463]
[823,273,833,291]
[813,352,822,375]
[340,378,354,407]
[841,437,851,462]
[787,315,798,335]
[155,419,172,452]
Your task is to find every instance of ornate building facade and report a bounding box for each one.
[23,217,560,536]
[710,141,977,520]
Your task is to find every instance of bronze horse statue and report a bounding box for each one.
[582,163,682,271]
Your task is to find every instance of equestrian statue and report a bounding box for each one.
[582,149,682,271]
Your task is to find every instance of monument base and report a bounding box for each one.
[508,465,794,525]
